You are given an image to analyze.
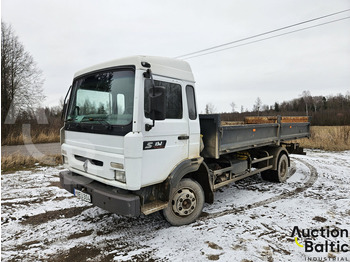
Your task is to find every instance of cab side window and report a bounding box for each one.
[186,85,197,120]
[145,79,183,119]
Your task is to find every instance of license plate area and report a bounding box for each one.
[74,188,92,203]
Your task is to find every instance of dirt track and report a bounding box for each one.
[2,150,350,261]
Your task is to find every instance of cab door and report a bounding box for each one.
[142,76,189,186]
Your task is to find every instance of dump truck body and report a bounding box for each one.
[200,114,310,159]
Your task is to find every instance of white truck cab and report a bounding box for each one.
[60,56,204,224]
[60,55,310,225]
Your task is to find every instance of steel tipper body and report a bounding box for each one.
[200,114,310,159]
[60,55,310,225]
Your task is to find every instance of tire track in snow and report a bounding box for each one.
[200,158,318,221]
[0,158,320,261]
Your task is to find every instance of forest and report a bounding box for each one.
[221,92,350,126]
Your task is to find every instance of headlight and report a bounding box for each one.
[114,170,126,183]
[110,162,124,169]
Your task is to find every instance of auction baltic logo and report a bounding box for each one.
[291,226,349,260]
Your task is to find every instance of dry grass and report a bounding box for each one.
[32,130,60,144]
[296,126,350,151]
[2,130,60,145]
[1,154,62,172]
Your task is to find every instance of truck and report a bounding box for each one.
[59,55,310,226]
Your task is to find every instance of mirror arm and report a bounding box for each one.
[145,121,154,131]
[147,68,156,96]
[61,85,72,120]
[145,69,156,131]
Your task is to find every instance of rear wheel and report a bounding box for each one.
[261,154,289,183]
[163,178,204,226]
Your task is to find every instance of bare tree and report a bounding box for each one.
[205,103,216,114]
[230,102,236,112]
[253,97,262,116]
[301,90,312,116]
[1,21,45,124]
[346,91,350,102]
[262,104,269,111]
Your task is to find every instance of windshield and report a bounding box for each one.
[65,68,135,135]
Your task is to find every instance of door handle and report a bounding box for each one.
[178,135,189,140]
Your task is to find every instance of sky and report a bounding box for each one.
[2,0,350,113]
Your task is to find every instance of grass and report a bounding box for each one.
[1,154,62,173]
[2,130,60,145]
[295,126,350,151]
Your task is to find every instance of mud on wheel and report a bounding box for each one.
[163,178,204,226]
[261,153,289,183]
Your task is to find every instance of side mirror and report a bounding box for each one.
[149,86,166,120]
[144,69,167,131]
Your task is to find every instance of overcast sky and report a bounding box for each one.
[2,0,350,112]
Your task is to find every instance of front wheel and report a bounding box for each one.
[163,178,204,226]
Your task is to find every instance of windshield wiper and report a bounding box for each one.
[81,117,112,130]
[65,118,83,129]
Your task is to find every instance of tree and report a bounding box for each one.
[1,21,45,125]
[205,103,216,114]
[253,97,262,116]
[274,102,280,112]
[322,96,327,110]
[301,90,312,116]
[262,104,269,112]
[230,102,236,112]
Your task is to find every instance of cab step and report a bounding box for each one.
[141,201,168,215]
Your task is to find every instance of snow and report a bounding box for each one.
[1,150,350,261]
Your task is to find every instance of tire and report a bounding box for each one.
[163,178,204,226]
[261,154,289,183]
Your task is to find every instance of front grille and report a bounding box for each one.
[74,155,103,166]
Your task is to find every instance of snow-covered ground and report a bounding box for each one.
[1,150,350,261]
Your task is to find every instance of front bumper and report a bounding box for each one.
[59,170,141,216]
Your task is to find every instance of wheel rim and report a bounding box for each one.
[172,188,197,216]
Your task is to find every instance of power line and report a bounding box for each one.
[175,9,350,59]
[181,16,350,60]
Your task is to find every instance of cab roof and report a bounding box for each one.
[74,55,195,82]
